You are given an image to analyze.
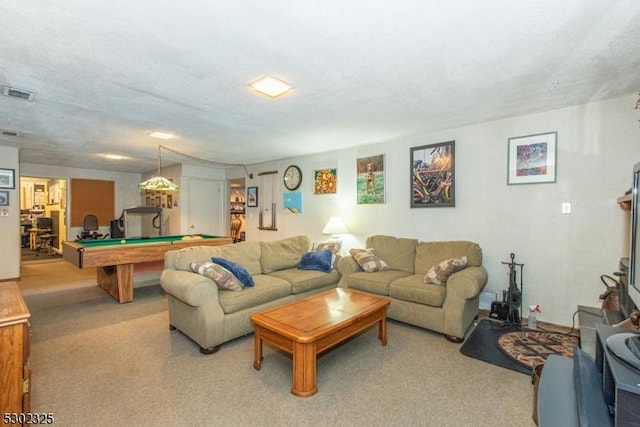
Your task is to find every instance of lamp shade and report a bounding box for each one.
[138,176,179,191]
[322,216,348,235]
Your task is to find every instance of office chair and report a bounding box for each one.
[77,214,109,239]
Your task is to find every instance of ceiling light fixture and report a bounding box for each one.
[149,130,175,140]
[102,154,128,160]
[250,76,292,98]
[138,145,180,192]
[139,145,255,192]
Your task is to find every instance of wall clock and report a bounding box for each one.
[283,165,302,191]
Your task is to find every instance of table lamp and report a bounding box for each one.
[322,216,348,242]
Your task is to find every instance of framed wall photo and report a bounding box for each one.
[357,154,385,204]
[247,187,258,207]
[314,169,337,194]
[410,141,455,208]
[507,131,557,185]
[0,168,15,189]
[0,190,8,206]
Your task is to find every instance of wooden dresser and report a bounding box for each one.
[0,281,31,416]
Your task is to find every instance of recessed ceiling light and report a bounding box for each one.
[102,154,129,160]
[250,76,292,98]
[149,130,175,140]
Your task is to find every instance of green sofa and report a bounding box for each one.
[337,235,488,342]
[160,235,340,354]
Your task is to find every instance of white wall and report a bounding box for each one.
[0,146,20,280]
[230,94,640,326]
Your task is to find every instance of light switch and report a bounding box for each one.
[561,203,571,214]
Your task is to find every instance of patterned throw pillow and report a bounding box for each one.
[424,256,468,285]
[313,241,342,267]
[211,257,255,287]
[298,250,333,273]
[349,248,390,273]
[190,261,243,291]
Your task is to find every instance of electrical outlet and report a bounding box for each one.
[561,202,571,214]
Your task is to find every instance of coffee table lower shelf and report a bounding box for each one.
[251,288,390,397]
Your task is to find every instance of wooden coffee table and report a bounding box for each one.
[250,288,390,397]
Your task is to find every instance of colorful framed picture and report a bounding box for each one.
[0,190,8,206]
[0,168,15,189]
[507,131,557,185]
[247,187,258,207]
[314,169,337,194]
[411,141,455,208]
[357,154,385,204]
[283,191,302,214]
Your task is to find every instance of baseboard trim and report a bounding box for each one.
[478,310,579,337]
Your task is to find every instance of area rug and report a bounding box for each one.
[497,330,579,369]
[460,319,578,375]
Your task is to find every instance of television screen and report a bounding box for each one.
[628,161,640,311]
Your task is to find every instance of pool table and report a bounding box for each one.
[63,234,232,303]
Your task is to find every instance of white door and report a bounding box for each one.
[187,178,224,236]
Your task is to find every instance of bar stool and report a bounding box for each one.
[37,233,57,255]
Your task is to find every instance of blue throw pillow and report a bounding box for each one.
[297,250,332,273]
[211,257,254,287]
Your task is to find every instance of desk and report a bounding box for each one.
[63,234,232,303]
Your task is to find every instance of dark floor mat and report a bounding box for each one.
[460,319,531,375]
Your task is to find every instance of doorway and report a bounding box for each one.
[19,176,67,263]
[229,178,246,242]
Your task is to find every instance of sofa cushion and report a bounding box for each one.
[349,248,390,272]
[390,274,446,307]
[313,241,342,268]
[347,270,413,296]
[260,235,312,274]
[424,256,468,285]
[415,241,482,273]
[366,235,418,273]
[218,275,292,314]
[297,250,332,273]
[190,261,243,291]
[174,241,262,275]
[269,268,340,294]
[212,257,255,287]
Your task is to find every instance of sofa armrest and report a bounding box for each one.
[445,266,488,300]
[336,255,363,287]
[160,269,220,307]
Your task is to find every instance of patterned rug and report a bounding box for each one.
[497,330,579,369]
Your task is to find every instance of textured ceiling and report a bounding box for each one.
[0,1,639,174]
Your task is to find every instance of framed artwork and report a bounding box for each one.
[167,194,173,209]
[357,154,385,204]
[0,190,8,206]
[314,169,337,194]
[247,187,258,207]
[507,131,557,185]
[0,168,15,189]
[411,141,455,208]
[283,191,302,214]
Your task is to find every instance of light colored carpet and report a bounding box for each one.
[18,263,536,427]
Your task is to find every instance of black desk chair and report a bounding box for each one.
[77,214,109,240]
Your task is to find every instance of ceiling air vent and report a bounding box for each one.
[2,86,35,101]
[1,129,19,137]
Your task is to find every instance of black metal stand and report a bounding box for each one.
[501,253,524,326]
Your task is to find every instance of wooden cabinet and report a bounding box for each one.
[0,281,31,417]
